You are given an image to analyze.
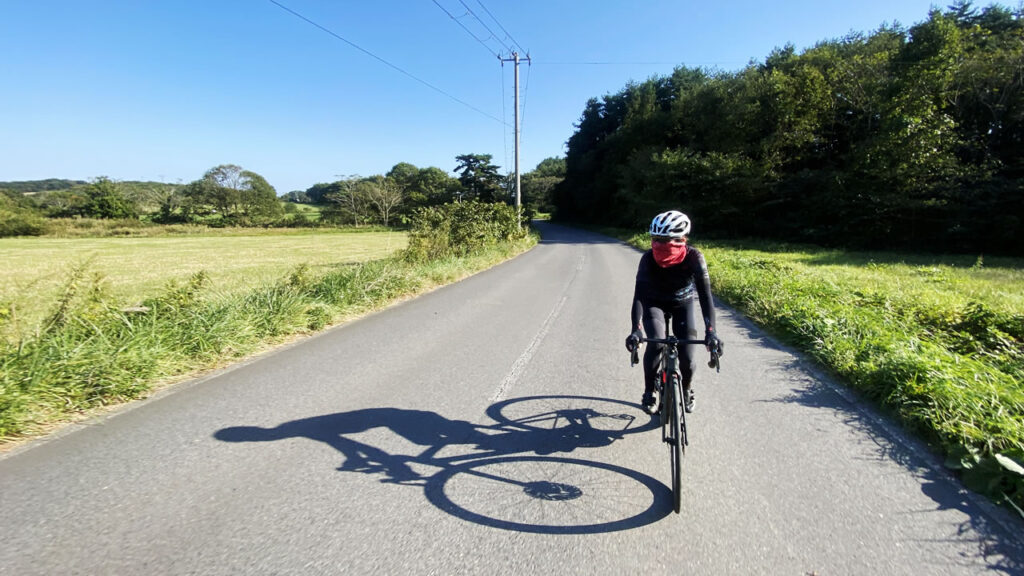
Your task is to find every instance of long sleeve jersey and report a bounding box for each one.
[631,246,717,332]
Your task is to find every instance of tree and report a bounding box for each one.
[201,164,244,214]
[323,176,371,226]
[236,170,282,219]
[521,175,560,213]
[363,176,405,226]
[386,162,419,189]
[37,187,88,217]
[82,177,137,219]
[454,154,503,202]
[183,164,282,222]
[281,190,311,203]
[180,178,219,219]
[413,166,458,206]
[533,157,566,178]
[387,162,427,209]
[521,157,566,213]
[553,3,1024,252]
[304,182,344,204]
[155,186,187,223]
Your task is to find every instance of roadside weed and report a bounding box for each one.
[0,228,536,442]
[620,233,1024,513]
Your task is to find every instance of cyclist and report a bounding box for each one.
[625,210,723,414]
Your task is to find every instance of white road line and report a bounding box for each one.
[490,253,585,402]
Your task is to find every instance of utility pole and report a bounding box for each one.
[500,51,530,228]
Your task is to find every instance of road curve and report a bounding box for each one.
[1,222,1022,575]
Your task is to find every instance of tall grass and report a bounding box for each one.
[618,231,1024,513]
[1,205,534,442]
[0,230,406,343]
[38,217,393,238]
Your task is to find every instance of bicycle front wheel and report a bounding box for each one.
[669,375,684,514]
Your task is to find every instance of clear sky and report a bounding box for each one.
[1,0,946,194]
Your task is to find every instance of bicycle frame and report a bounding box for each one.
[629,334,720,514]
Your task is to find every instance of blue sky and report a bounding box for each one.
[1,0,945,193]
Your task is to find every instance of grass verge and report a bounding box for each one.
[0,232,536,444]
[611,228,1024,515]
[0,229,407,343]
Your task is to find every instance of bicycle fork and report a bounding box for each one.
[659,369,687,449]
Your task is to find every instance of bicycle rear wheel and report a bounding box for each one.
[668,375,683,513]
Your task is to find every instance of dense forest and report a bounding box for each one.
[0,155,564,237]
[554,2,1024,255]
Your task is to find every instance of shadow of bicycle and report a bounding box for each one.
[214,395,671,534]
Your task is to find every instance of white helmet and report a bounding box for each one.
[649,210,691,239]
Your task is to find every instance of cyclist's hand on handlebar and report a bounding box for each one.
[704,330,724,356]
[625,330,642,352]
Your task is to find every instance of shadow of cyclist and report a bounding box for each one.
[474,407,624,456]
[216,408,476,483]
[215,406,629,484]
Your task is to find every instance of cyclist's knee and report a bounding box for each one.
[680,361,696,382]
[644,343,665,361]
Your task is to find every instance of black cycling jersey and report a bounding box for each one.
[631,246,716,332]
[630,245,718,395]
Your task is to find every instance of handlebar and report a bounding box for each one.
[629,336,721,373]
[639,336,705,346]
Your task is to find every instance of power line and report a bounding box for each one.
[535,58,1005,69]
[520,58,531,143]
[536,60,696,66]
[431,0,503,59]
[267,0,507,125]
[474,0,527,55]
[456,0,514,55]
[501,64,511,172]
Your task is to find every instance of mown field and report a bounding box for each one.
[1,204,533,444]
[0,229,407,342]
[619,231,1024,513]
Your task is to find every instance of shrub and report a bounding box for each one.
[42,218,155,238]
[404,201,527,262]
[0,208,48,237]
[266,215,321,229]
[82,178,138,220]
[0,191,49,236]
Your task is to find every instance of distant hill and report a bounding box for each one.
[0,179,88,193]
[0,179,184,196]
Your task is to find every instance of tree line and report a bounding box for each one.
[1,154,565,236]
[285,154,563,226]
[554,2,1024,254]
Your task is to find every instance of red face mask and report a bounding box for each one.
[652,240,687,267]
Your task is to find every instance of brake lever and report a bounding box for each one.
[708,349,720,373]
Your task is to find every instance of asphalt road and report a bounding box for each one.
[2,222,1022,575]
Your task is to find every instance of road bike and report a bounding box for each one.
[631,334,721,513]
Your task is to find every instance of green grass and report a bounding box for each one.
[615,230,1024,513]
[0,229,407,342]
[0,226,536,443]
[39,217,390,238]
[283,202,323,221]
